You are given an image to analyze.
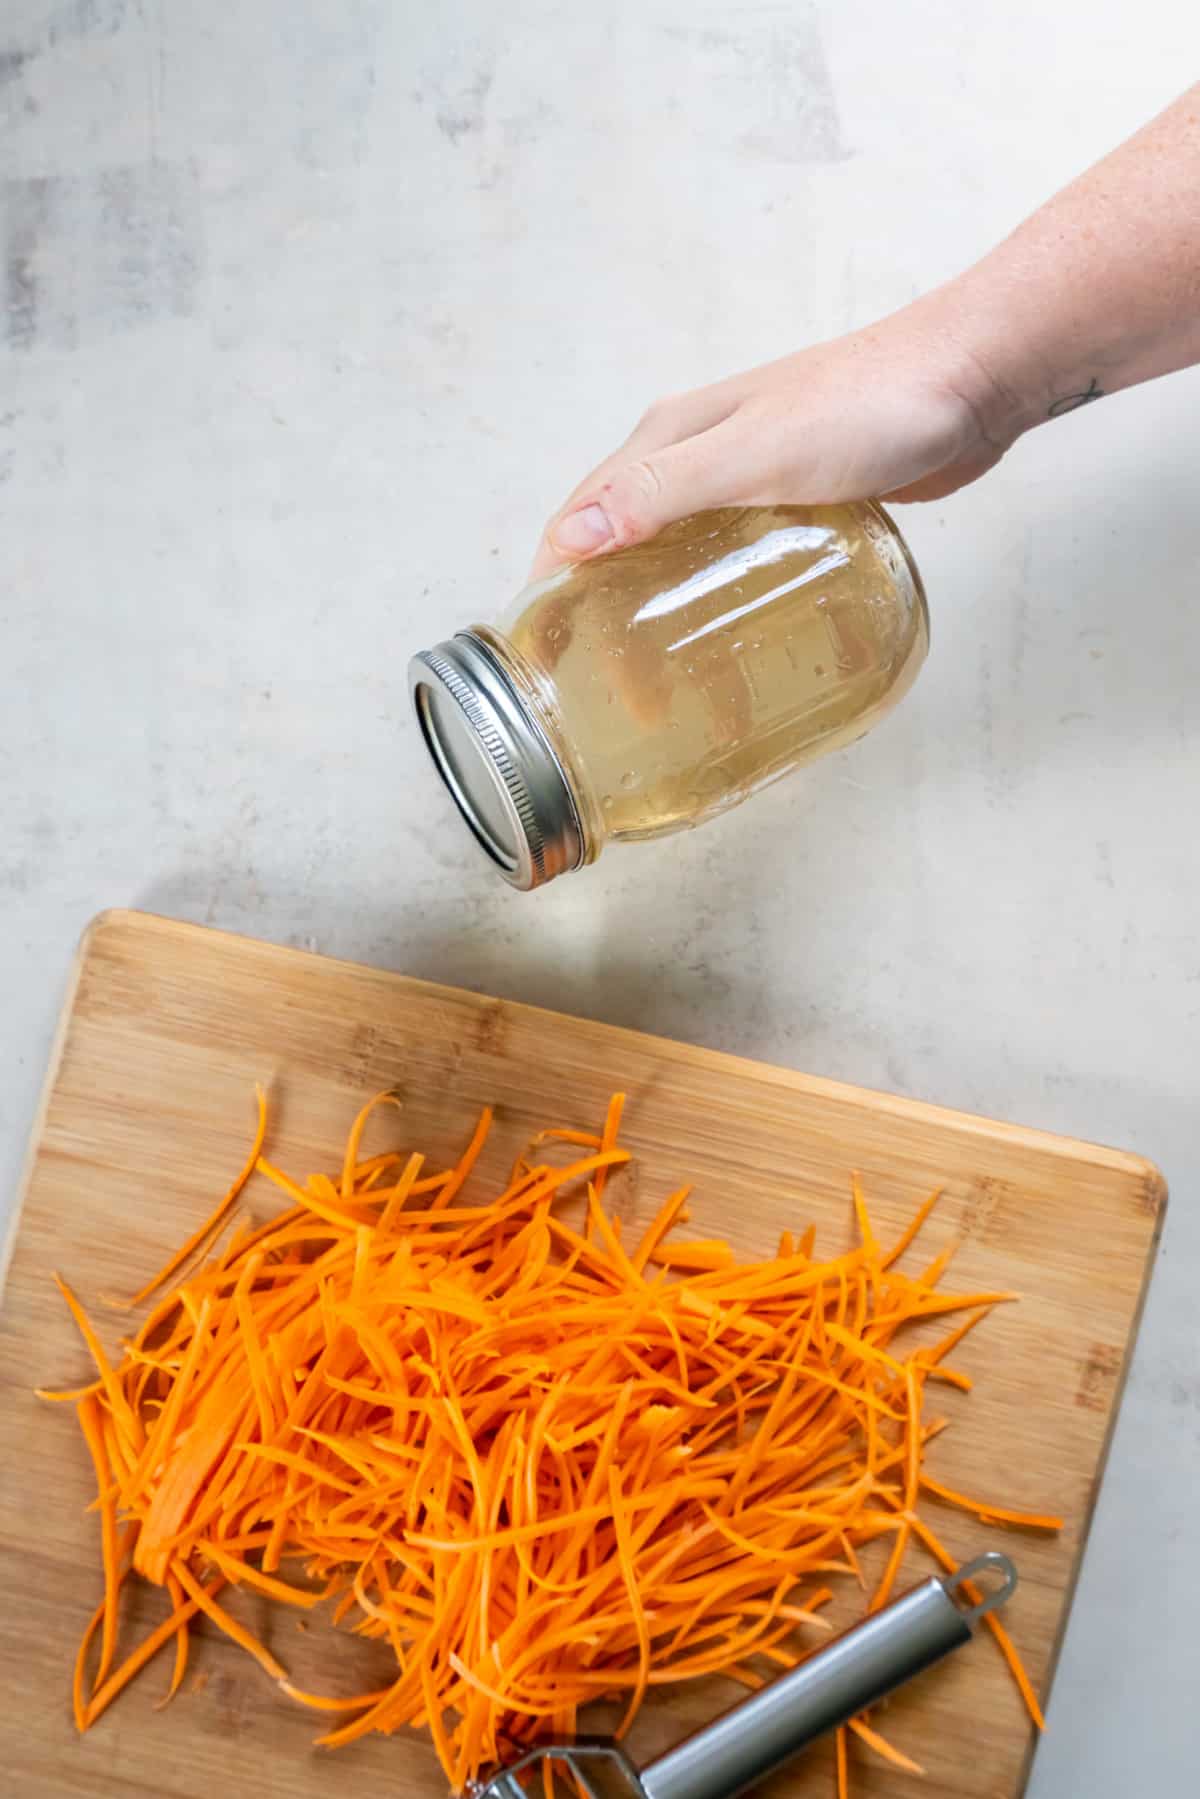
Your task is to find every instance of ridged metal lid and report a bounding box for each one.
[408,632,585,891]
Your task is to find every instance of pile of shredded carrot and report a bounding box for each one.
[42,1090,1063,1796]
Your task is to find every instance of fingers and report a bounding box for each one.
[528,415,754,580]
[528,389,741,580]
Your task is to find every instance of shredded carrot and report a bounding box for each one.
[592,1092,625,1198]
[157,1570,190,1709]
[120,1086,269,1307]
[76,1395,121,1685]
[848,1715,926,1774]
[73,1598,105,1733]
[919,1472,1064,1531]
[44,1092,1060,1790]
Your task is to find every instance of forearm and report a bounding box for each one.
[943,85,1200,440]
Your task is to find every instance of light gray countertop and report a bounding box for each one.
[2,4,1197,1790]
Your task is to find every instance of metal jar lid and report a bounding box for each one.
[408,632,585,891]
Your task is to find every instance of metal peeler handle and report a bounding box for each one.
[638,1553,1017,1799]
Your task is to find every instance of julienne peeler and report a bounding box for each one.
[470,1551,1018,1799]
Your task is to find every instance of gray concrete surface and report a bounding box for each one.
[2,2,1198,1789]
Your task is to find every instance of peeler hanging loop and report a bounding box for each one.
[941,1550,1018,1627]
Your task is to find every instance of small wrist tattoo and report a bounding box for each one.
[1047,377,1105,418]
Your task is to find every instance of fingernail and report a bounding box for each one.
[551,503,613,555]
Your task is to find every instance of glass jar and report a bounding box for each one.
[409,503,928,889]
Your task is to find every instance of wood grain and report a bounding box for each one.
[0,911,1164,1799]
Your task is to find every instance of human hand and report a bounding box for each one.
[529,293,1021,580]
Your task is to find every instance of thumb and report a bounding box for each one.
[546,424,741,564]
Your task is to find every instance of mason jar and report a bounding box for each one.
[409,503,928,890]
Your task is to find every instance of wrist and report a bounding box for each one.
[908,270,1051,453]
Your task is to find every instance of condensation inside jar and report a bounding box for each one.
[494,505,928,843]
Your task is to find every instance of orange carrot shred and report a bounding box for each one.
[919,1473,1064,1531]
[73,1597,105,1733]
[157,1570,190,1710]
[836,1723,849,1799]
[592,1092,625,1199]
[76,1394,121,1686]
[848,1715,925,1773]
[123,1086,269,1306]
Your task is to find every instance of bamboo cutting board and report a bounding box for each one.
[0,911,1164,1799]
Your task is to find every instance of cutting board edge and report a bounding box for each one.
[0,914,92,1301]
[1016,1146,1166,1775]
[82,908,1169,1202]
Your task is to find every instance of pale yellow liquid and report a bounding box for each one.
[492,504,927,846]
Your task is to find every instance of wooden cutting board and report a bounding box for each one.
[0,911,1164,1799]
